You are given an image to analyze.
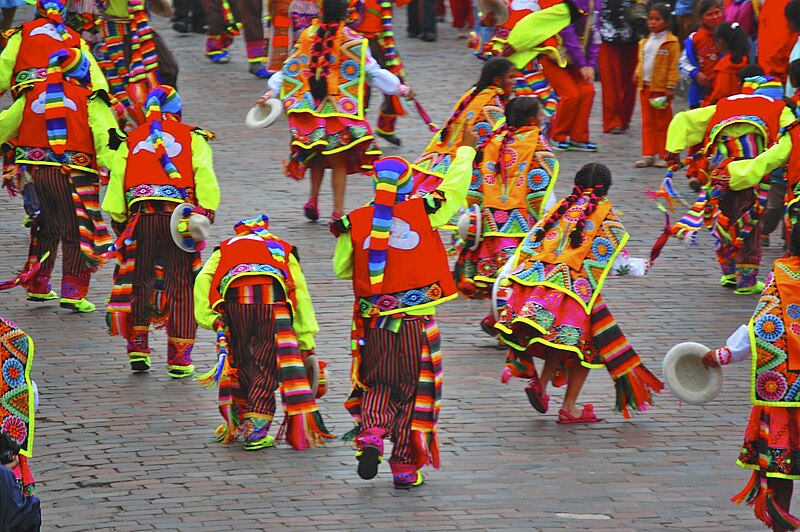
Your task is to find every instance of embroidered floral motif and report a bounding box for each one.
[125,184,186,203]
[360,282,446,315]
[16,146,95,169]
[755,314,784,343]
[219,263,284,294]
[757,371,788,402]
[2,358,25,388]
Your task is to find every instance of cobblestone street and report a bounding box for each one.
[0,12,785,530]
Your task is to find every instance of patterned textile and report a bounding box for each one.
[44,48,91,157]
[514,60,559,120]
[455,235,520,299]
[0,317,35,458]
[345,316,442,468]
[143,86,182,180]
[37,0,71,40]
[749,258,800,406]
[15,146,95,173]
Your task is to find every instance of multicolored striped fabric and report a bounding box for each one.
[233,215,288,265]
[144,85,182,180]
[36,0,71,41]
[44,49,91,158]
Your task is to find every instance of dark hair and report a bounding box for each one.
[790,59,800,88]
[308,0,347,100]
[505,96,541,128]
[791,217,800,256]
[715,21,749,64]
[0,433,20,465]
[438,57,515,142]
[695,0,720,18]
[737,63,764,82]
[786,0,800,29]
[649,3,672,25]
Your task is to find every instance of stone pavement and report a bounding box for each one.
[0,13,785,531]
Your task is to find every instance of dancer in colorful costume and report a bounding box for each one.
[704,217,800,531]
[95,0,179,124]
[194,215,333,450]
[102,85,220,377]
[0,317,37,499]
[495,163,662,422]
[265,0,412,222]
[454,97,559,334]
[0,48,116,312]
[347,0,412,146]
[411,57,513,192]
[331,135,477,488]
[203,0,270,77]
[661,77,793,295]
[262,0,319,77]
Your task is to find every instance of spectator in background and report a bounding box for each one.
[541,0,600,151]
[408,0,438,41]
[724,0,757,47]
[449,0,473,37]
[599,0,641,134]
[0,0,25,31]
[705,21,749,104]
[680,0,722,108]
[758,0,798,82]
[172,0,206,33]
[784,0,800,97]
[0,433,41,532]
[674,0,696,42]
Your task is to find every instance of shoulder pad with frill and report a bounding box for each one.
[191,128,216,141]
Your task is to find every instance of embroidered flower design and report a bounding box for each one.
[286,58,302,75]
[494,210,509,224]
[340,60,359,81]
[478,258,497,276]
[401,290,426,306]
[484,173,496,185]
[2,358,25,388]
[791,323,800,337]
[788,304,800,319]
[376,295,399,311]
[426,283,443,300]
[339,128,354,145]
[27,148,46,161]
[565,205,584,222]
[557,325,582,346]
[572,278,593,302]
[132,184,155,197]
[231,264,253,275]
[545,230,559,241]
[1,416,26,444]
[339,98,358,115]
[592,237,614,262]
[473,121,491,140]
[757,371,787,402]
[755,314,784,342]
[528,169,549,191]
[71,152,92,167]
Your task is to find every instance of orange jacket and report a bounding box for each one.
[704,54,747,105]
[636,32,680,93]
[757,0,798,82]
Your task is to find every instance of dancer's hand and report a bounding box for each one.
[696,72,709,87]
[462,126,479,149]
[665,87,675,100]
[580,66,595,84]
[702,350,720,369]
[255,91,273,106]
[664,152,681,166]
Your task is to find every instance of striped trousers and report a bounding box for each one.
[28,166,91,299]
[359,319,423,465]
[130,212,196,341]
[204,0,265,61]
[225,302,281,416]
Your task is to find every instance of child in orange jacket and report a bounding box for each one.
[704,21,750,105]
[635,3,679,168]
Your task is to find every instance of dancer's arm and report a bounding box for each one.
[193,250,221,331]
[289,252,319,350]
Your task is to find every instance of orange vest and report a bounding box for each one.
[784,126,800,209]
[14,19,81,87]
[349,197,457,315]
[703,94,785,150]
[690,26,719,82]
[15,82,97,172]
[209,234,297,312]
[349,0,413,37]
[123,120,196,206]
[472,125,555,236]
[280,24,367,119]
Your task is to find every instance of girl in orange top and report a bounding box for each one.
[704,21,749,105]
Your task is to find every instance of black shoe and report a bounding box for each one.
[377,131,402,146]
[356,446,381,480]
[172,19,191,33]
[420,33,437,42]
[192,23,208,34]
[407,30,420,38]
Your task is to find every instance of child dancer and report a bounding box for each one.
[412,57,514,192]
[704,22,749,105]
[103,85,220,377]
[194,215,332,450]
[263,0,412,223]
[495,163,662,422]
[634,3,679,168]
[332,135,477,489]
[455,97,559,334]
[679,0,722,109]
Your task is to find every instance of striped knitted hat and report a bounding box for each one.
[144,85,182,180]
[233,215,288,264]
[45,48,91,157]
[741,76,784,100]
[36,0,70,41]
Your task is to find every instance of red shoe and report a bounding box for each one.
[303,198,319,221]
[556,404,603,424]
[524,376,549,414]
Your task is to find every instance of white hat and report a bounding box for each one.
[245,98,283,129]
[457,205,482,251]
[477,0,510,25]
[663,342,723,405]
[305,354,320,397]
[170,203,211,253]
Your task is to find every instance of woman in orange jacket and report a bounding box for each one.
[704,21,750,105]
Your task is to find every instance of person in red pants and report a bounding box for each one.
[598,0,639,134]
[448,0,472,37]
[541,0,600,151]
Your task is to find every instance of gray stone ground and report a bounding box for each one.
[0,11,785,531]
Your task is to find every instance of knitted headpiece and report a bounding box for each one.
[45,48,91,157]
[36,0,70,41]
[367,156,412,296]
[741,76,784,100]
[144,85,182,180]
[233,215,288,263]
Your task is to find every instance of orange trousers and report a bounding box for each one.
[639,86,672,158]
[598,42,638,132]
[541,57,595,143]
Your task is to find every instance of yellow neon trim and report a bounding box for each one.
[15,160,98,174]
[374,292,458,317]
[538,158,560,219]
[211,271,294,313]
[494,318,604,369]
[20,335,35,458]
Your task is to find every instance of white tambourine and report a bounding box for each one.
[662,341,723,405]
[244,98,283,129]
[491,259,514,321]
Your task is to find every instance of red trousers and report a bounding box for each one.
[598,42,638,132]
[639,86,672,158]
[448,0,472,29]
[541,57,595,143]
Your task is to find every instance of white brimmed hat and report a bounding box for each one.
[663,342,723,405]
[477,0,509,25]
[457,205,482,251]
[244,98,283,129]
[170,203,211,253]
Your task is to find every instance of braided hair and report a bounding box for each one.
[438,57,514,143]
[535,163,613,248]
[309,0,348,100]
